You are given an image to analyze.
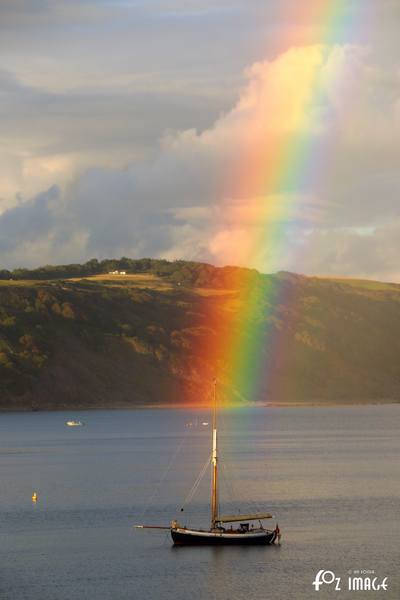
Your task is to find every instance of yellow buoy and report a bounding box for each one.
[32,492,38,502]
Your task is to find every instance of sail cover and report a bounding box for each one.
[216,513,273,523]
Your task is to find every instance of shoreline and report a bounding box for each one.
[1,400,399,413]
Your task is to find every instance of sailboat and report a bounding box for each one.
[136,381,280,546]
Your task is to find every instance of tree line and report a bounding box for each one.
[0,257,261,288]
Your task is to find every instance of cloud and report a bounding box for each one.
[300,221,400,282]
[0,65,230,212]
[1,43,400,281]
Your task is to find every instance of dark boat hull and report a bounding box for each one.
[171,528,277,546]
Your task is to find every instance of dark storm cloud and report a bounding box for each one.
[0,186,59,254]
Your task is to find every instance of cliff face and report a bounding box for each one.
[1,265,400,409]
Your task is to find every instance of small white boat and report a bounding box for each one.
[66,420,84,427]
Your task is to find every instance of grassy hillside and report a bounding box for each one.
[0,261,400,409]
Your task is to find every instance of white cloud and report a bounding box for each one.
[0,43,400,280]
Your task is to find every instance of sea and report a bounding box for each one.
[0,405,398,600]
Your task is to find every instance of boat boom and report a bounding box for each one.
[216,513,274,523]
[134,524,170,529]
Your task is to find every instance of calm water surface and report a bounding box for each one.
[0,406,398,600]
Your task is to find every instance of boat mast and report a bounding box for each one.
[211,378,218,529]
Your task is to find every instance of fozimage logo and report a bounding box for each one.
[312,569,388,592]
[312,571,341,591]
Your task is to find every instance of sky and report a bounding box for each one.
[0,0,400,281]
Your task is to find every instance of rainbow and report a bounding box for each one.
[207,1,361,404]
